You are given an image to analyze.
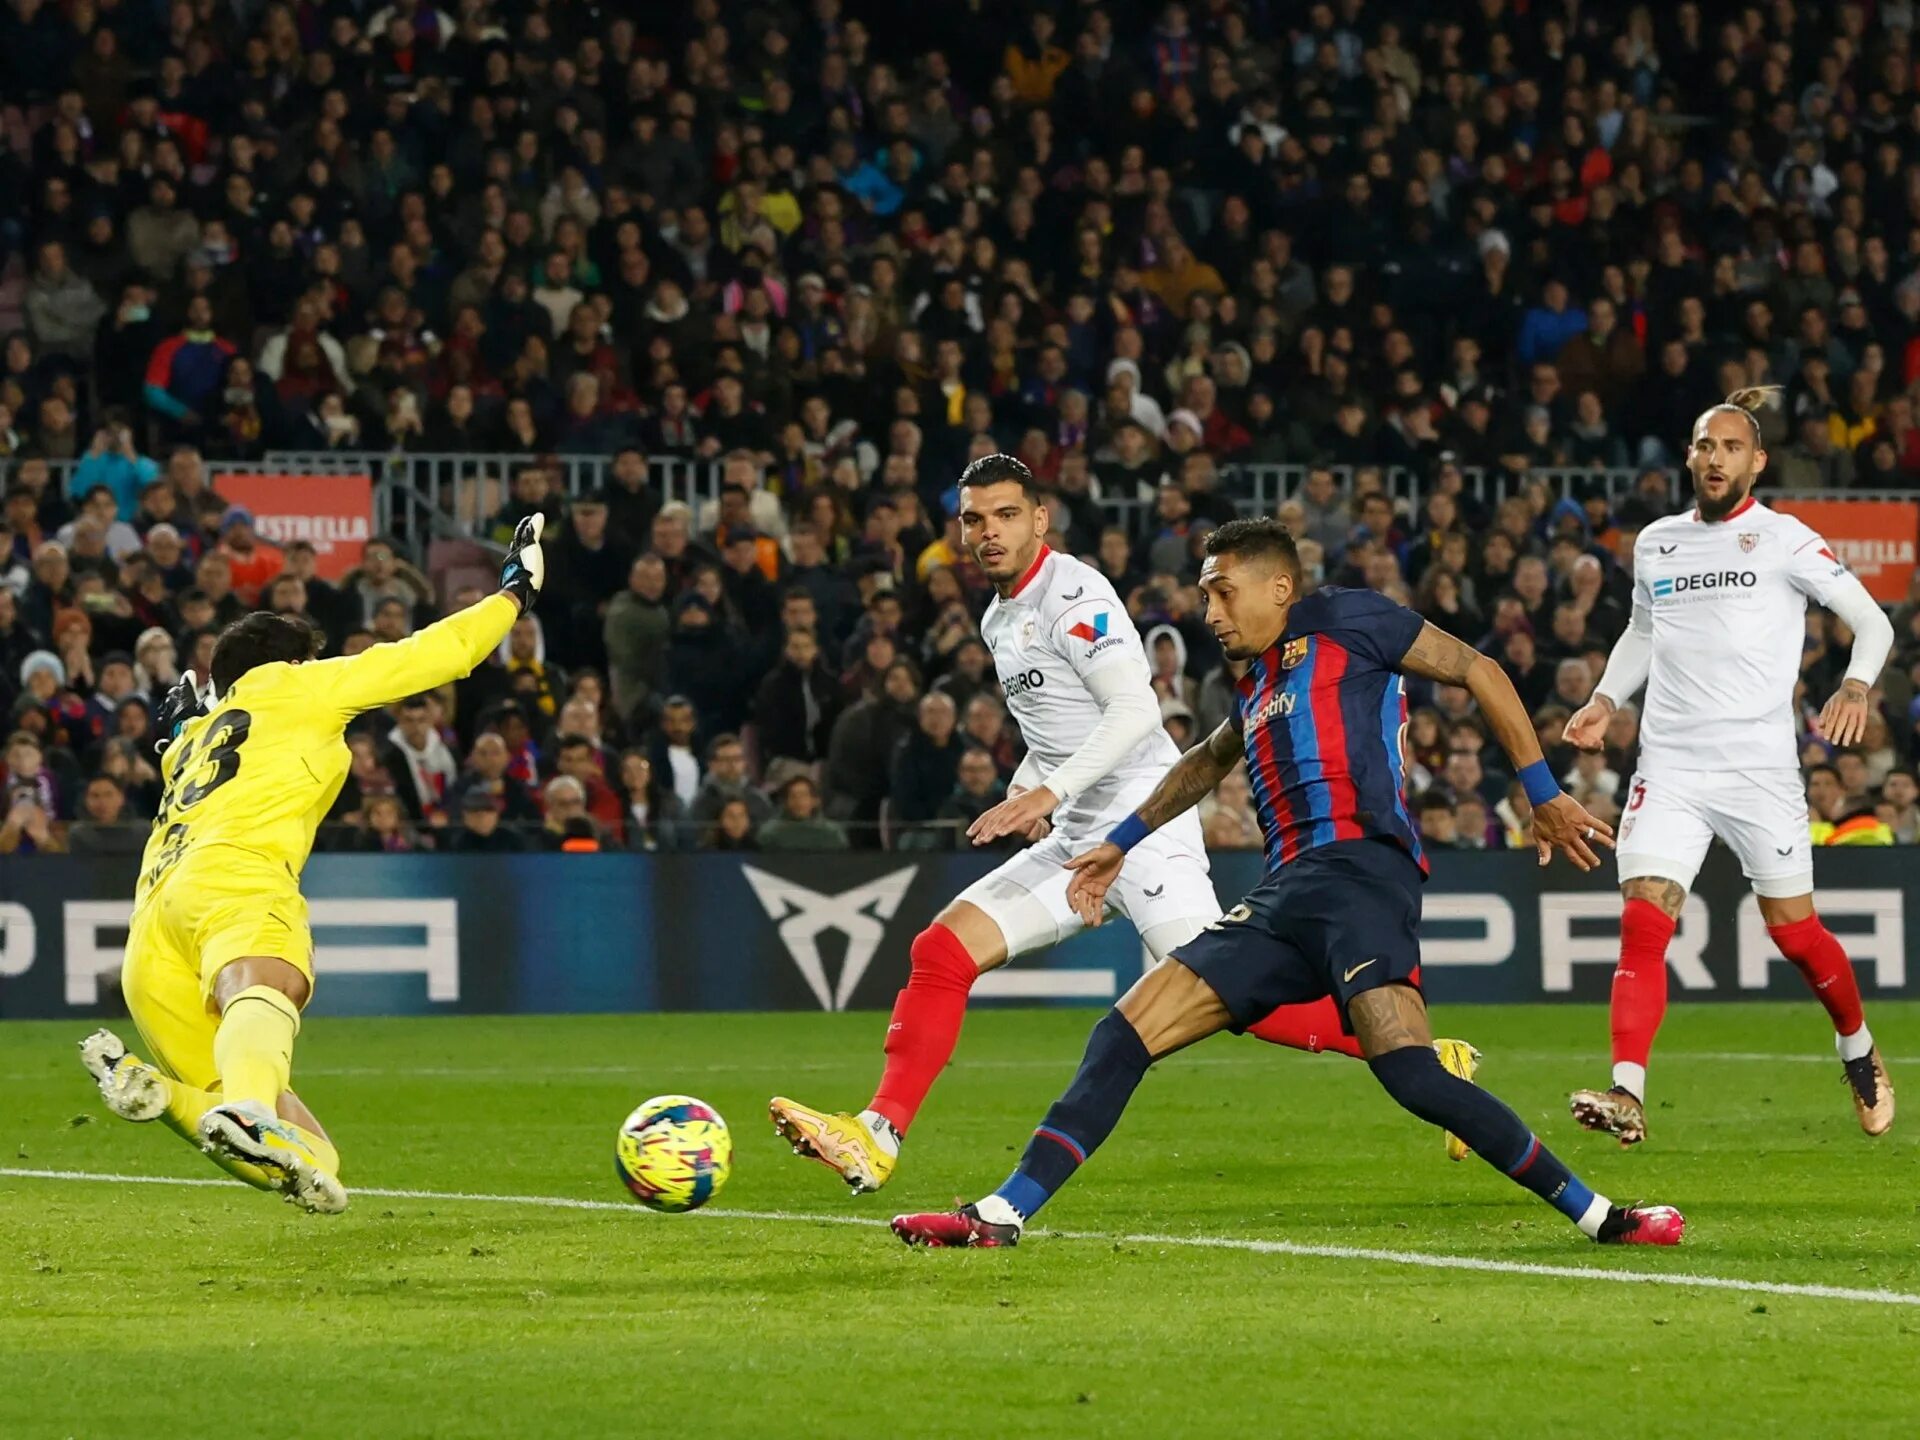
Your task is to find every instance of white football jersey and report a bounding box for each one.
[981,546,1183,832]
[1631,498,1852,772]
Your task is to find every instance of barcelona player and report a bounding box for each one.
[770,456,1479,1196]
[891,518,1686,1248]
[77,518,548,1212]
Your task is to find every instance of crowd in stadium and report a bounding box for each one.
[4,0,1920,855]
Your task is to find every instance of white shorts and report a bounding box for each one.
[1615,767,1813,899]
[955,810,1220,961]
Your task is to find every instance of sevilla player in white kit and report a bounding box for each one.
[1565,389,1897,1144]
[771,455,1478,1191]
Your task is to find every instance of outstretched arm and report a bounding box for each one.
[303,516,547,720]
[1398,621,1614,870]
[1133,717,1242,831]
[303,593,521,719]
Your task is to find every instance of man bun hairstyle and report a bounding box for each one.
[958,452,1044,502]
[1694,385,1784,445]
[210,611,323,695]
[1203,516,1301,577]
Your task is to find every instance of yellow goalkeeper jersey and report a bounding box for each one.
[135,594,518,904]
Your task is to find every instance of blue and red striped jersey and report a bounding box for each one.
[1231,587,1427,875]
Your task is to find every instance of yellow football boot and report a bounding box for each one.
[769,1096,898,1194]
[1433,1038,1482,1161]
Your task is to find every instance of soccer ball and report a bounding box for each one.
[615,1095,733,1212]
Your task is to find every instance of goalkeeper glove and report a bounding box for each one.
[500,513,547,613]
[154,668,213,755]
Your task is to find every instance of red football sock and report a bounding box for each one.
[1768,914,1866,1037]
[1247,999,1364,1058]
[868,923,979,1134]
[1611,899,1675,1074]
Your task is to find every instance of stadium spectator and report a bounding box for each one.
[752,628,842,775]
[449,788,526,854]
[64,774,140,856]
[758,775,850,852]
[687,733,773,833]
[616,749,688,853]
[701,796,760,852]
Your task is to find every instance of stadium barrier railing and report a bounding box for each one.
[14,453,1916,554]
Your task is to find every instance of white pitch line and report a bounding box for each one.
[2,1166,1916,1309]
[0,1050,1849,1084]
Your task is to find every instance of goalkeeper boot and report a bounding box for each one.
[78,1029,168,1123]
[769,1096,898,1194]
[199,1101,349,1215]
[1569,1085,1648,1147]
[1433,1038,1482,1161]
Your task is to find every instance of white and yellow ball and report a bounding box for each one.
[615,1095,733,1212]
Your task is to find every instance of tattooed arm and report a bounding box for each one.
[1397,621,1616,871]
[1136,718,1242,830]
[1398,621,1542,775]
[1062,718,1241,926]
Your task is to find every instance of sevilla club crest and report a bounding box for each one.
[1738,532,1759,553]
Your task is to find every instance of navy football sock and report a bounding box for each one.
[990,1009,1153,1222]
[1368,1045,1607,1233]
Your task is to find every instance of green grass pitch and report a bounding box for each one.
[2,1003,1918,1438]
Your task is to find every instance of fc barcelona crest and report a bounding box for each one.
[1738,532,1759,553]
[1280,637,1311,670]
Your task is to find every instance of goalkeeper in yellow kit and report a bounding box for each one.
[77,517,547,1212]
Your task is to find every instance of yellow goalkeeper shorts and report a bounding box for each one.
[121,850,315,1091]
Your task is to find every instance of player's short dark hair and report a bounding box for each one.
[1806,762,1840,784]
[958,452,1043,501]
[1417,789,1455,814]
[556,731,594,754]
[1203,517,1301,577]
[210,611,322,694]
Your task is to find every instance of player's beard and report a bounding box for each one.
[979,536,1037,588]
[1693,470,1754,522]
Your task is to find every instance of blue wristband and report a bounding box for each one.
[1518,759,1560,807]
[1107,814,1150,853]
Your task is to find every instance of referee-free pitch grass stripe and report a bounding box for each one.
[3,1166,1917,1310]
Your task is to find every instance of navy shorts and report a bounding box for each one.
[1172,838,1424,1033]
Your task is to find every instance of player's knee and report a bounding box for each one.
[909,923,984,990]
[1367,1044,1454,1126]
[213,956,312,1013]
